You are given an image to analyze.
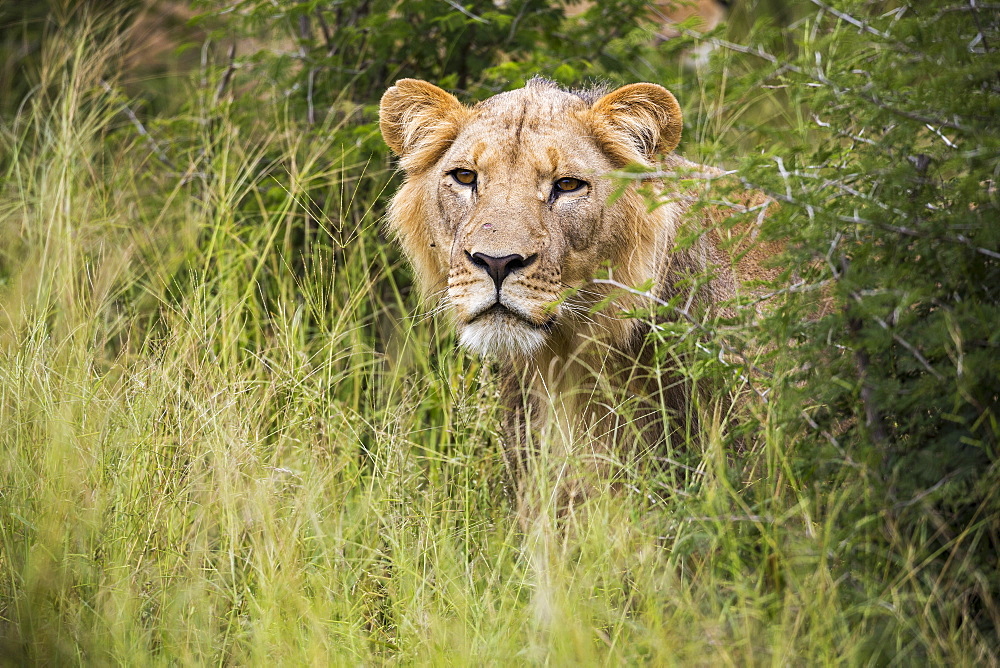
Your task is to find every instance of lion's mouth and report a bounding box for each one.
[468,302,554,331]
[459,302,554,358]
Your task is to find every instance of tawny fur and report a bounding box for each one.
[380,78,777,490]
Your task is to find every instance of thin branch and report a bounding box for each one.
[653,192,773,217]
[925,123,958,149]
[967,0,994,53]
[679,27,803,72]
[854,89,966,132]
[683,514,774,523]
[307,67,316,125]
[847,311,890,444]
[934,2,1000,15]
[738,177,1000,260]
[809,0,890,39]
[831,255,889,445]
[100,79,176,171]
[298,14,312,43]
[214,43,237,104]
[747,279,834,307]
[849,292,946,380]
[315,9,334,54]
[590,278,773,381]
[799,408,844,451]
[692,27,963,131]
[892,470,963,509]
[812,70,966,131]
[506,0,531,43]
[609,168,738,181]
[443,0,490,24]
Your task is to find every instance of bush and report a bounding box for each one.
[729,0,1000,641]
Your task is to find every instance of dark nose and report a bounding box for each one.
[469,252,537,291]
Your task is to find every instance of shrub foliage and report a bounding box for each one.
[741,0,999,630]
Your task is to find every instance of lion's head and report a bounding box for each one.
[379,78,685,360]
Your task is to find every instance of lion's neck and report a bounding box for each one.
[508,319,657,452]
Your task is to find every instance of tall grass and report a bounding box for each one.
[0,14,994,666]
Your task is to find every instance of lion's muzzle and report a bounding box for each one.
[452,248,559,358]
[467,251,538,293]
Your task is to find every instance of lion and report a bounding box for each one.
[379,77,775,501]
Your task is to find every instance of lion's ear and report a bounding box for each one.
[380,79,468,170]
[590,83,683,164]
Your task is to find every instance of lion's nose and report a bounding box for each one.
[468,252,537,292]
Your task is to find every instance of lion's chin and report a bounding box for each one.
[457,320,547,359]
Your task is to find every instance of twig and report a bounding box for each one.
[680,27,802,72]
[848,293,945,381]
[100,79,176,171]
[214,43,237,104]
[799,408,844,451]
[683,514,774,523]
[443,0,490,24]
[835,255,889,445]
[610,168,738,181]
[738,177,1000,260]
[506,0,531,43]
[854,89,965,132]
[690,27,960,131]
[307,67,316,125]
[813,70,966,132]
[934,2,1000,16]
[809,0,890,39]
[295,15,319,125]
[298,14,312,43]
[658,193,773,215]
[967,0,994,53]
[747,279,833,307]
[892,471,964,509]
[925,124,958,149]
[848,316,889,443]
[590,278,774,382]
[315,9,335,55]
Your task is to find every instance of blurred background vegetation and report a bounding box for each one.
[0,0,997,663]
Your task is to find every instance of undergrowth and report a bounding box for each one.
[0,3,996,665]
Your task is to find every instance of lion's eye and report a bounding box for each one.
[451,169,477,186]
[553,177,585,193]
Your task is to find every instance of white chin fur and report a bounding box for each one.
[458,321,546,359]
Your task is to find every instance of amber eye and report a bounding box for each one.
[451,169,477,186]
[553,177,585,193]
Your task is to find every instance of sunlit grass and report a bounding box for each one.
[0,13,994,666]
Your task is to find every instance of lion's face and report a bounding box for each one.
[380,79,683,360]
[435,100,619,357]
